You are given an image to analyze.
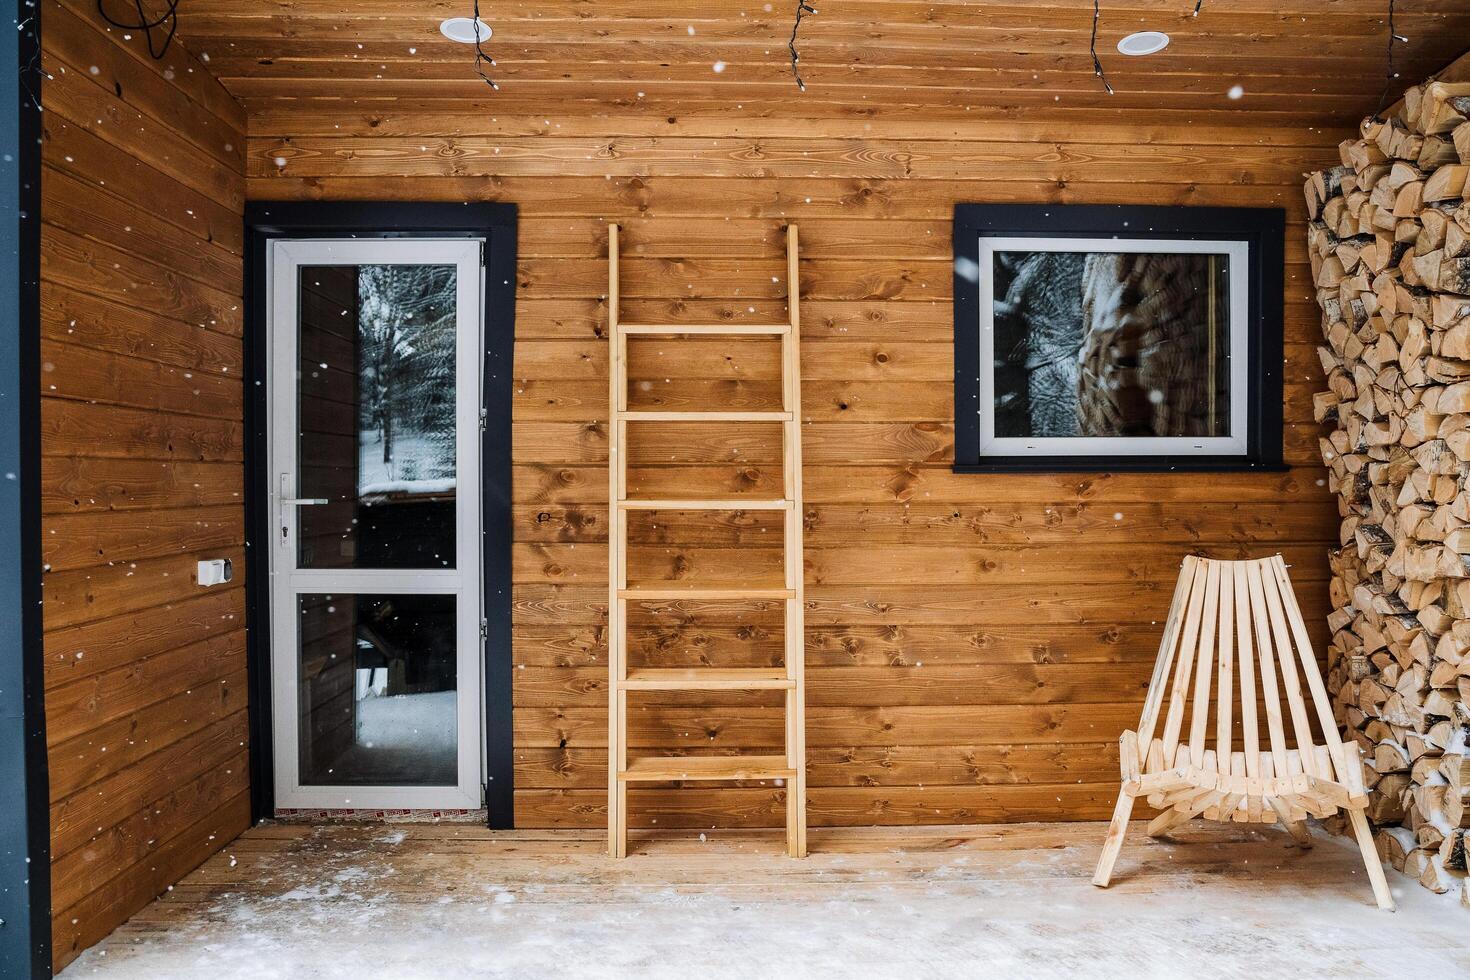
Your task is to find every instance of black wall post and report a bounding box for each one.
[0,1,52,977]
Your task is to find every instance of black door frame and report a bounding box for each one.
[1,1,51,976]
[243,201,519,828]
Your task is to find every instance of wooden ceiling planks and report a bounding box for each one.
[153,0,1470,123]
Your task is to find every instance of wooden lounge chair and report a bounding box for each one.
[1091,554,1395,910]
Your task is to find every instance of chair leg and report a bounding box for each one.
[1345,807,1395,911]
[1092,789,1136,888]
[1146,805,1195,839]
[1267,798,1312,848]
[1147,787,1219,838]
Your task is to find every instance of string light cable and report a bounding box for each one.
[1091,0,1113,95]
[1093,2,1204,95]
[1373,0,1409,121]
[96,0,180,60]
[789,0,817,92]
[472,0,498,90]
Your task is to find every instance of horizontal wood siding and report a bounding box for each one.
[40,0,246,970]
[171,1,1470,123]
[246,97,1342,831]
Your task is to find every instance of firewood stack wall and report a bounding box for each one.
[1305,80,1470,903]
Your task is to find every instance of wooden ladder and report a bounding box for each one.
[606,223,808,859]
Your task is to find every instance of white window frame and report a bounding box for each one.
[267,238,483,811]
[976,236,1251,458]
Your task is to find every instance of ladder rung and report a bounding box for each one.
[620,668,794,691]
[619,755,796,782]
[620,324,790,335]
[618,411,792,422]
[619,498,792,510]
[618,588,795,601]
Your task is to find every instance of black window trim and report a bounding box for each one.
[952,203,1286,474]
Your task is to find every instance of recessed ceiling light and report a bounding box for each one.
[1117,31,1170,56]
[440,17,491,44]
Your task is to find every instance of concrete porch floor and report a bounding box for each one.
[59,821,1469,979]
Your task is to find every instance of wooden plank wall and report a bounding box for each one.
[39,1,246,969]
[244,100,1344,831]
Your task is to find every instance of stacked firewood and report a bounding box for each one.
[1306,80,1470,904]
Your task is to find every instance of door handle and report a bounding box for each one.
[278,473,329,544]
[279,473,328,507]
[278,496,326,542]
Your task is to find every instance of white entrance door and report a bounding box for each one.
[268,239,483,810]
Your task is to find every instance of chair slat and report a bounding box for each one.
[1269,555,1355,781]
[1233,562,1260,779]
[1159,559,1210,765]
[1134,555,1199,763]
[1257,556,1321,778]
[1188,560,1221,768]
[1244,559,1291,775]
[1236,750,1264,822]
[1215,563,1235,775]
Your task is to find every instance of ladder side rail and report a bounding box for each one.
[783,225,808,857]
[607,224,628,858]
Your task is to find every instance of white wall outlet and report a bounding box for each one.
[197,558,233,587]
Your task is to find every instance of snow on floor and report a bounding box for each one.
[60,823,1470,980]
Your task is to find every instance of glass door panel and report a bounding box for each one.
[296,263,459,569]
[269,239,482,811]
[297,593,459,786]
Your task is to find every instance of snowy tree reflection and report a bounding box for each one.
[356,265,457,497]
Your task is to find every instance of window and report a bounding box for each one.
[952,204,1284,472]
